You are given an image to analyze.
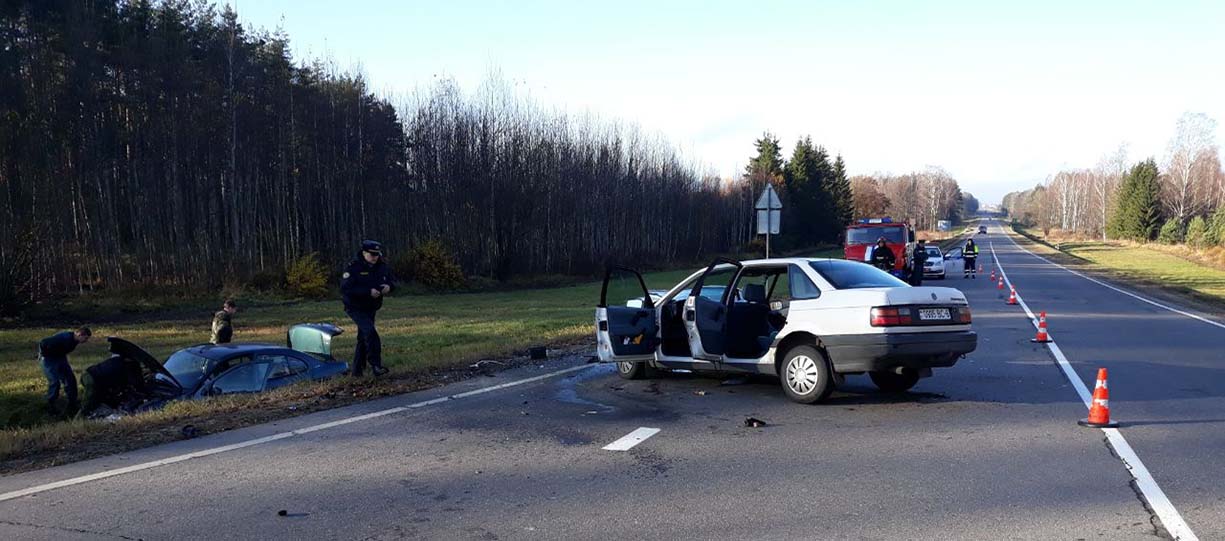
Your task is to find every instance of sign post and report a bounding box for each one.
[755,184,782,258]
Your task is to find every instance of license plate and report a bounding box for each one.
[918,308,951,321]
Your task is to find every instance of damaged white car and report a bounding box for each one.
[595,258,977,403]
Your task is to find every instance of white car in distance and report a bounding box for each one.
[595,258,977,403]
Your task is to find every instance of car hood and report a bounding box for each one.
[107,337,183,389]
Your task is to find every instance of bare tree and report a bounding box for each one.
[1163,112,1219,221]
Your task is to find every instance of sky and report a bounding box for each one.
[222,0,1225,204]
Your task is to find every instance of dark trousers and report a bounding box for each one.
[346,309,383,376]
[909,269,924,286]
[964,256,977,276]
[41,356,78,407]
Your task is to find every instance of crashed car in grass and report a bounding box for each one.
[102,323,350,412]
[595,258,977,403]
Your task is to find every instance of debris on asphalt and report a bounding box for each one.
[180,424,200,439]
[693,390,708,396]
[277,510,288,517]
[583,410,600,415]
[529,346,548,360]
[470,360,506,369]
[720,377,748,386]
[743,417,768,428]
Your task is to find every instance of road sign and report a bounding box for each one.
[754,184,782,210]
[754,184,782,257]
[756,210,780,234]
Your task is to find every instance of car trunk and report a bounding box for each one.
[287,323,344,360]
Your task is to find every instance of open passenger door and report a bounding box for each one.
[595,266,661,362]
[683,258,742,361]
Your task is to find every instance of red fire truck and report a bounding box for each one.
[843,217,914,277]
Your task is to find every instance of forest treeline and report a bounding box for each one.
[1003,112,1225,246]
[1,1,973,313]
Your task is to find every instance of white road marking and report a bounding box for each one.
[990,239,1199,541]
[1001,226,1225,331]
[0,363,595,503]
[602,427,661,451]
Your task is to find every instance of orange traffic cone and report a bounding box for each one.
[1031,311,1051,343]
[997,277,1004,290]
[990,269,996,281]
[1006,286,1018,305]
[1079,368,1119,428]
[978,264,984,273]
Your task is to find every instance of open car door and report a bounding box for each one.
[683,258,742,361]
[595,266,661,362]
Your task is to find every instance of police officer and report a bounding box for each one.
[211,299,237,344]
[870,237,896,272]
[963,238,980,279]
[341,240,395,377]
[39,327,91,415]
[909,239,928,286]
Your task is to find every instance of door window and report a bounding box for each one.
[209,362,272,395]
[602,267,653,308]
[264,355,309,380]
[788,265,821,300]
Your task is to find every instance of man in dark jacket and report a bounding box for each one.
[39,327,91,415]
[341,240,396,377]
[909,240,929,286]
[211,299,237,344]
[80,355,147,417]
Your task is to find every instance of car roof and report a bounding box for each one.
[182,343,300,361]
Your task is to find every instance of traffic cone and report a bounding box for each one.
[997,277,1004,290]
[1006,286,1018,305]
[978,264,984,273]
[1078,368,1119,428]
[990,269,996,281]
[1031,311,1051,343]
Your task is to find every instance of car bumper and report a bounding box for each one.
[821,330,977,373]
[923,268,944,277]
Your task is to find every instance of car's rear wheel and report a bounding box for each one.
[869,369,921,393]
[616,361,651,380]
[779,345,834,404]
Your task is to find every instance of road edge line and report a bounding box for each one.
[0,363,594,504]
[990,239,1199,541]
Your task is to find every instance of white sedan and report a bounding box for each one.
[595,258,977,403]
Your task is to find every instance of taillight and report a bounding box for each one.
[956,306,972,323]
[870,306,913,327]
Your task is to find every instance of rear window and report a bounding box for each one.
[809,260,909,289]
[846,226,907,245]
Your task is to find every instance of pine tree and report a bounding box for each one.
[1209,206,1225,246]
[746,132,784,180]
[1185,216,1207,247]
[830,155,854,228]
[1158,219,1185,244]
[1108,159,1163,241]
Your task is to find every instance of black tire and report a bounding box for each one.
[778,345,834,404]
[869,370,921,393]
[616,361,652,380]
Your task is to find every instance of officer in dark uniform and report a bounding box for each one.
[341,240,395,377]
[909,239,929,286]
[39,327,91,415]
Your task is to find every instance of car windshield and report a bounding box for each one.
[846,225,907,245]
[809,260,909,289]
[164,350,211,390]
[925,247,942,256]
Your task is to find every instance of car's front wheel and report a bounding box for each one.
[779,345,834,404]
[616,361,652,380]
[869,369,921,393]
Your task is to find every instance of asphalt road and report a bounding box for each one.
[1,221,1219,540]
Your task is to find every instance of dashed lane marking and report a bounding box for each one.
[602,427,661,451]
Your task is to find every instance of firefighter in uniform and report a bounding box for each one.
[963,239,980,278]
[870,237,896,272]
[341,240,395,377]
[909,239,928,286]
